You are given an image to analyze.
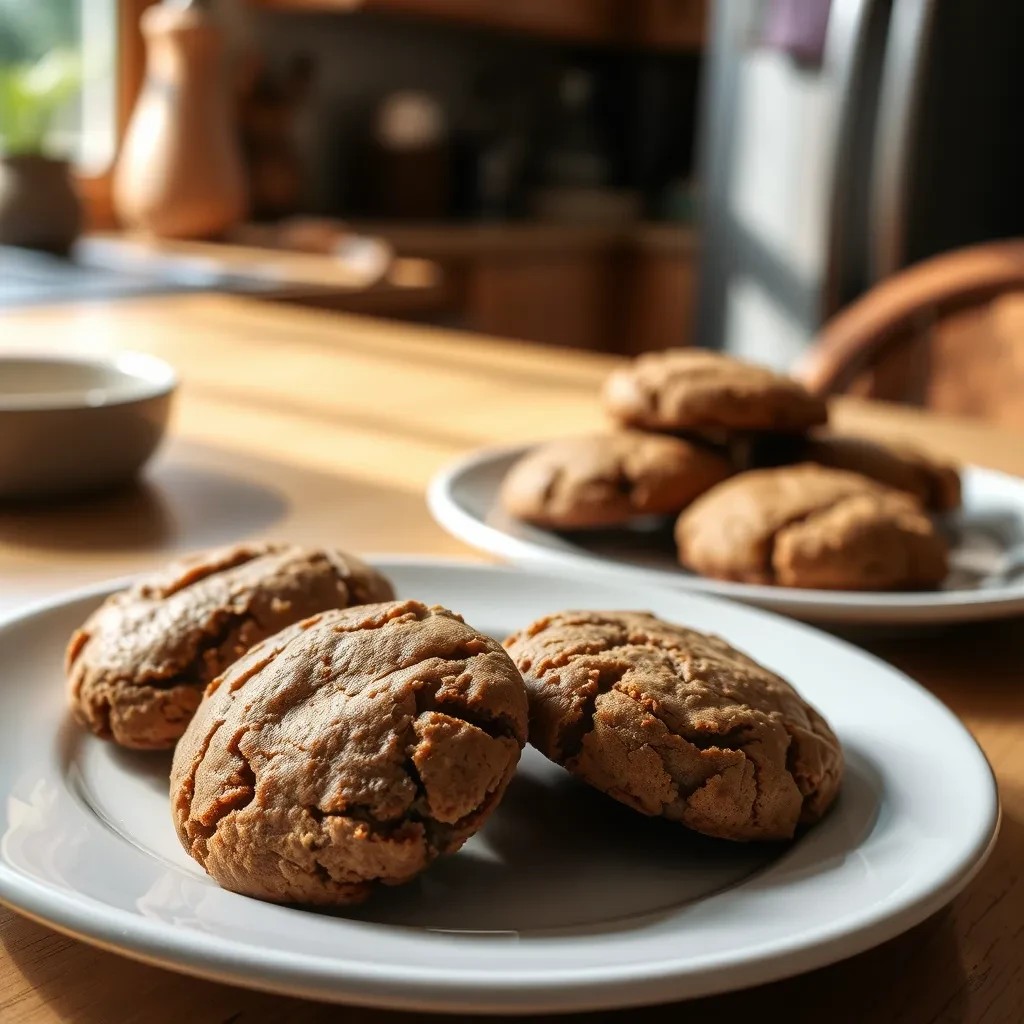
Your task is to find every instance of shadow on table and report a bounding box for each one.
[0,459,288,553]
[0,434,465,569]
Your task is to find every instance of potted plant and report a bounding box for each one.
[0,48,83,253]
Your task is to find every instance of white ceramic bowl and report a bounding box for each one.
[0,352,177,499]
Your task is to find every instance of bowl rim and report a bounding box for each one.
[0,352,178,412]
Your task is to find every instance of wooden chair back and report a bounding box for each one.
[795,240,1024,428]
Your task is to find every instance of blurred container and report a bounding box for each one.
[530,187,641,225]
[0,155,81,253]
[367,91,449,221]
[0,353,176,500]
[113,0,247,239]
[540,69,611,189]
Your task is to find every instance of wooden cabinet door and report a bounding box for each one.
[623,247,696,353]
[313,0,621,43]
[633,0,708,50]
[466,254,617,351]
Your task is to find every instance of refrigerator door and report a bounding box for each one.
[869,0,939,281]
[874,0,1024,274]
[695,0,886,368]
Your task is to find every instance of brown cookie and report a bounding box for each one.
[603,349,828,433]
[505,610,842,841]
[798,434,961,512]
[66,543,395,750]
[676,464,948,590]
[499,432,733,529]
[170,600,528,905]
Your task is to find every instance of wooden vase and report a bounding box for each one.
[113,3,247,239]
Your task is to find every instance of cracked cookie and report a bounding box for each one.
[603,349,828,434]
[170,599,528,905]
[505,610,842,841]
[676,464,948,590]
[66,542,395,750]
[500,432,732,529]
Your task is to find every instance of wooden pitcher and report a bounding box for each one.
[113,1,247,239]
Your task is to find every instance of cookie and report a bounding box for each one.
[798,435,961,512]
[603,349,828,433]
[66,543,395,750]
[170,600,528,905]
[675,464,948,590]
[500,432,733,529]
[505,610,842,841]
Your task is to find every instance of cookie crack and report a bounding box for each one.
[186,727,259,848]
[558,661,632,762]
[540,464,566,506]
[167,608,259,688]
[122,606,268,694]
[783,724,840,821]
[761,491,871,583]
[619,687,758,786]
[177,718,227,851]
[413,685,520,743]
[146,547,269,600]
[306,798,458,855]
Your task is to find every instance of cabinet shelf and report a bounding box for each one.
[248,0,707,52]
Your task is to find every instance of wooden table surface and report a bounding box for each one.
[1,294,1022,1023]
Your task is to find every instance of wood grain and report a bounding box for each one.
[1,294,1023,1023]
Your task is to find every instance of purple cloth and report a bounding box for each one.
[761,0,833,63]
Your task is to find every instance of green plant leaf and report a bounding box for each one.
[0,47,80,154]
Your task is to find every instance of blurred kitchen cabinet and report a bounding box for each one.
[632,0,708,51]
[360,223,696,352]
[622,225,697,352]
[250,0,617,42]
[249,0,706,50]
[359,0,620,44]
[465,254,618,350]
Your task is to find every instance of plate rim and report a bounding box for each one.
[0,560,1002,1013]
[428,444,1024,624]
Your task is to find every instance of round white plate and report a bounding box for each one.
[429,446,1024,625]
[0,560,998,1013]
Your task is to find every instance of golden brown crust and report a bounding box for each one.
[505,610,842,841]
[675,465,949,590]
[603,349,828,433]
[66,543,395,750]
[170,600,528,905]
[499,432,733,529]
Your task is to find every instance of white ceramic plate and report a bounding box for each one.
[0,560,998,1013]
[429,446,1024,625]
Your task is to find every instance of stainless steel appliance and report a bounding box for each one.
[696,0,1024,367]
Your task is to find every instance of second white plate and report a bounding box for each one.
[429,446,1024,624]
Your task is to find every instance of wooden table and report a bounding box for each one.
[1,294,1023,1023]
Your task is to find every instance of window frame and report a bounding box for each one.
[76,0,153,228]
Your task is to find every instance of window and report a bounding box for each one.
[0,0,117,174]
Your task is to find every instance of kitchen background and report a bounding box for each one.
[3,0,1024,370]
[220,0,706,354]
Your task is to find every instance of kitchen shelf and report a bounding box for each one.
[247,0,707,51]
[351,221,699,353]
